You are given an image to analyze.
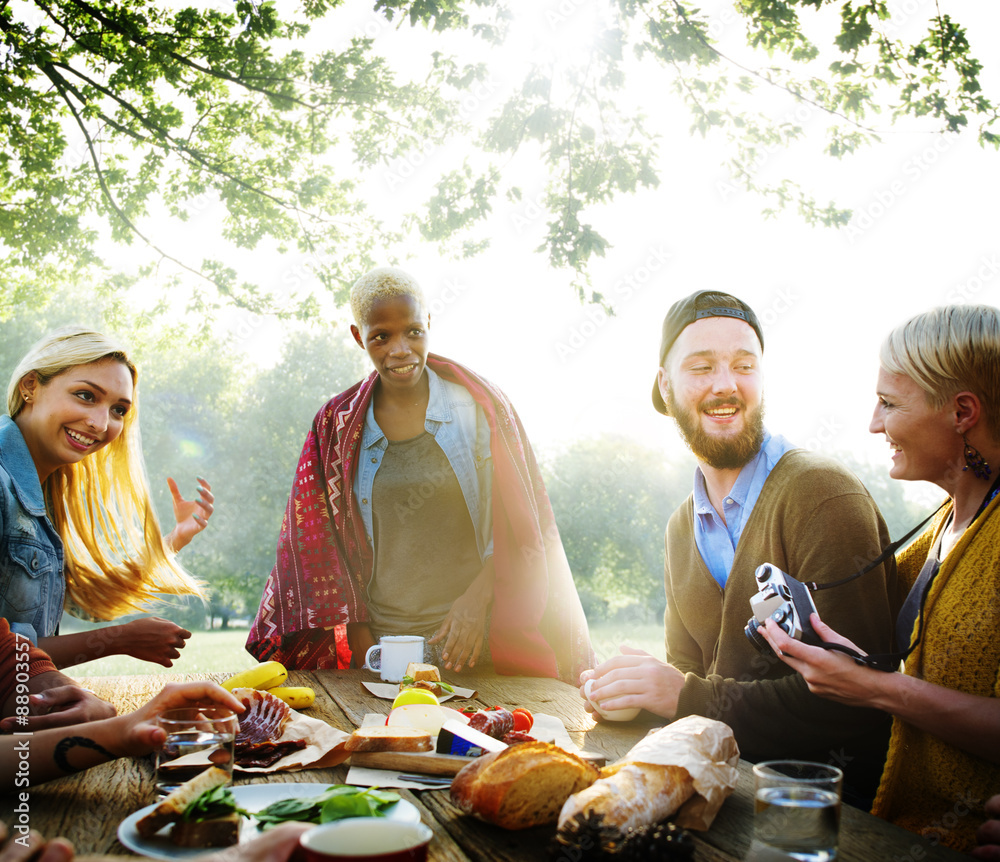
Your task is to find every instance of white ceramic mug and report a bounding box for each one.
[584,678,641,722]
[364,635,425,683]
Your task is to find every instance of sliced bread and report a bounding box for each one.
[404,663,441,683]
[344,726,433,752]
[136,766,232,838]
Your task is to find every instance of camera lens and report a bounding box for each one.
[744,617,774,655]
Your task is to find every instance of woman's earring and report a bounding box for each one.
[963,436,992,481]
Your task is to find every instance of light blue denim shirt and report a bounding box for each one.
[0,415,65,642]
[693,429,797,588]
[352,367,494,566]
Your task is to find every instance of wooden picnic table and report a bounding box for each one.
[0,668,967,861]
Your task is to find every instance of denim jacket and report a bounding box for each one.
[352,366,494,563]
[0,416,64,643]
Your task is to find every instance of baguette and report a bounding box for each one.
[558,715,739,833]
[557,762,694,831]
[344,726,433,752]
[136,767,232,838]
[450,741,599,830]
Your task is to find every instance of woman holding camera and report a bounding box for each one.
[762,304,1000,853]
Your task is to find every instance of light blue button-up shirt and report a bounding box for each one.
[693,429,796,588]
[0,415,65,642]
[352,367,494,568]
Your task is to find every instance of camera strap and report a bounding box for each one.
[803,499,948,594]
[803,474,1000,672]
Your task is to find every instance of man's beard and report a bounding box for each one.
[667,390,765,470]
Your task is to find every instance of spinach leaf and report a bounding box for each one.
[181,784,250,822]
[254,785,401,830]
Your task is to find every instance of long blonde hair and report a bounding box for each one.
[7,327,205,619]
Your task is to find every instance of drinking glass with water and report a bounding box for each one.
[155,706,238,798]
[752,760,843,861]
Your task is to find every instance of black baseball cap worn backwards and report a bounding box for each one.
[651,290,764,415]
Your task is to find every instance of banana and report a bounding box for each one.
[221,661,288,692]
[267,686,316,709]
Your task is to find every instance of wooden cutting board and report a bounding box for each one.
[349,750,474,776]
[350,748,608,776]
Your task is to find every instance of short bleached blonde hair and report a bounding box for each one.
[880,304,1000,440]
[7,326,204,620]
[349,266,427,328]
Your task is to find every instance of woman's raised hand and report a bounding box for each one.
[165,476,214,552]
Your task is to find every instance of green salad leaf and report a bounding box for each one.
[254,785,401,830]
[400,675,454,693]
[181,784,251,822]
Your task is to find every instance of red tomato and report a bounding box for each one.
[511,708,533,732]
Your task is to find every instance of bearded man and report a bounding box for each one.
[581,291,900,807]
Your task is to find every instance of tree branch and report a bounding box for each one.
[37,61,257,307]
[664,0,879,134]
[48,59,305,213]
[55,0,312,109]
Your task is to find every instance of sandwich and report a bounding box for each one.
[136,766,247,847]
[398,663,454,698]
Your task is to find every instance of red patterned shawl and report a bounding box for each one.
[247,355,594,682]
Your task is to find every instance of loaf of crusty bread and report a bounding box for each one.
[558,715,739,833]
[344,726,432,752]
[136,766,232,838]
[450,741,599,830]
[557,762,694,831]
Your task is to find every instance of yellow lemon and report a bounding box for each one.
[392,688,439,709]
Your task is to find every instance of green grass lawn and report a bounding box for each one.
[72,621,666,677]
[74,628,258,678]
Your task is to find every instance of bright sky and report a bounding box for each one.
[115,0,1000,505]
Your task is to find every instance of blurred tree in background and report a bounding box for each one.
[543,435,693,624]
[140,330,366,627]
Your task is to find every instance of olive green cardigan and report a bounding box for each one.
[664,449,900,801]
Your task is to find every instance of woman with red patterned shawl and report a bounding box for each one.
[248,267,594,682]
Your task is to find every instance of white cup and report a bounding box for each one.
[364,635,425,683]
[584,678,641,722]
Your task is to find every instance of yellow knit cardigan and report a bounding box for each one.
[871,493,1000,851]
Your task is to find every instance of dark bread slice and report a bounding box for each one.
[136,767,231,838]
[170,813,241,848]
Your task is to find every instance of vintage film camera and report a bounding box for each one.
[744,564,823,655]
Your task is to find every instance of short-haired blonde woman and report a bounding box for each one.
[763,305,1000,852]
[248,267,594,682]
[1,327,214,669]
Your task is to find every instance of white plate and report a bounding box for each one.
[117,783,421,860]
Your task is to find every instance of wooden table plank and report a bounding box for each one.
[0,668,971,862]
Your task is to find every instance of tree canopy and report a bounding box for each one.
[2,0,994,314]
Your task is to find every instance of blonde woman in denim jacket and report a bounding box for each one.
[1,327,213,669]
